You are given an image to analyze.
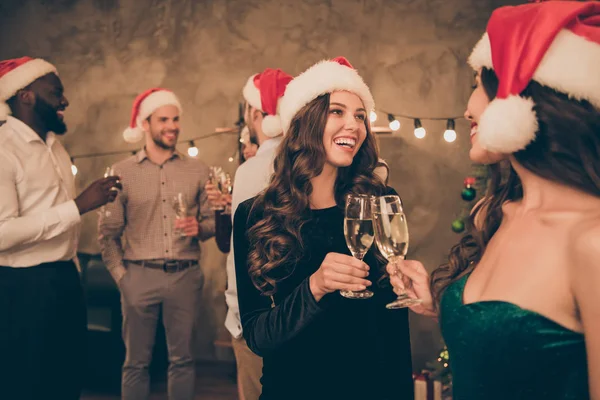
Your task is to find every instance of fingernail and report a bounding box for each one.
[359,285,366,290]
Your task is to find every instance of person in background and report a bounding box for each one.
[0,56,120,400]
[392,3,600,399]
[98,88,215,400]
[207,67,293,400]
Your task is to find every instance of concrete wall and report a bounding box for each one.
[0,0,520,370]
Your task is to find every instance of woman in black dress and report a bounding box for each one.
[233,57,413,400]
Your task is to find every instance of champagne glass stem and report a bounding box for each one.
[386,256,422,309]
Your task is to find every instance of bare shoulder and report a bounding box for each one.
[572,214,600,267]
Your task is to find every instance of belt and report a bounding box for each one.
[129,259,197,273]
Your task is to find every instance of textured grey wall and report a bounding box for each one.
[0,0,520,370]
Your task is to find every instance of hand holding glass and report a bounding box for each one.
[173,192,188,237]
[371,195,422,309]
[341,194,375,299]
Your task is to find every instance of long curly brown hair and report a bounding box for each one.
[247,93,387,295]
[430,67,600,308]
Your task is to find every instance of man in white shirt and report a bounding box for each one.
[0,57,121,400]
[207,68,292,400]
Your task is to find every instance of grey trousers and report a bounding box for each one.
[119,262,203,400]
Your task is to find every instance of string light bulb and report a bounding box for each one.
[187,141,199,157]
[444,119,457,143]
[413,119,426,139]
[70,158,78,176]
[228,157,234,162]
[388,114,401,131]
[369,111,378,123]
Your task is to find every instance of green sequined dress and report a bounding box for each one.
[439,273,589,400]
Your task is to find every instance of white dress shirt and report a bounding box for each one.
[0,116,81,267]
[225,136,282,338]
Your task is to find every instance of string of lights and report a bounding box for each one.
[370,110,465,143]
[69,128,239,175]
[68,106,468,176]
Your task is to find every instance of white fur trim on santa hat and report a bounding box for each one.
[279,59,375,135]
[261,114,282,137]
[123,127,145,144]
[242,74,262,111]
[469,30,600,109]
[136,90,182,125]
[477,95,538,153]
[0,58,57,121]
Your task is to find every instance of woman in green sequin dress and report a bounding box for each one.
[389,2,600,399]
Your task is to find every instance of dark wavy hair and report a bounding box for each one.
[247,93,387,295]
[430,67,600,307]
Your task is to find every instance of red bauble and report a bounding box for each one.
[464,176,476,187]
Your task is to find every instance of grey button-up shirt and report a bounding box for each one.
[98,148,215,280]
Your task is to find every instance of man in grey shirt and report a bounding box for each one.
[98,88,214,400]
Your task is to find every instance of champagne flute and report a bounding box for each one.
[371,195,422,309]
[172,192,188,237]
[221,173,233,215]
[341,194,375,299]
[209,166,225,211]
[101,166,118,217]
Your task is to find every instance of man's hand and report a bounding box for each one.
[175,216,199,237]
[75,176,122,215]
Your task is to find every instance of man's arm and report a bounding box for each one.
[0,151,81,252]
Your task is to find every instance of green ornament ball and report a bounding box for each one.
[451,219,465,233]
[461,187,476,201]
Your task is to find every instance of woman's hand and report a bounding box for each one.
[387,259,437,318]
[309,253,372,302]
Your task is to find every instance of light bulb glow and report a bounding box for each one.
[187,146,199,157]
[369,111,377,123]
[414,127,426,139]
[389,119,401,131]
[71,164,78,176]
[228,157,234,162]
[444,129,457,143]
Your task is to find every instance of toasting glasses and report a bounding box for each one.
[371,195,422,309]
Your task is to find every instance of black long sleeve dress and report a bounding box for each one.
[233,192,414,400]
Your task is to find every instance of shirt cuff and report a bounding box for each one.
[56,200,81,228]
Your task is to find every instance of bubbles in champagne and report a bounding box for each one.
[372,212,409,260]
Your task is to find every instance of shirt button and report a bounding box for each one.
[165,233,167,237]
[166,250,169,253]
[162,182,165,185]
[164,215,167,219]
[163,199,166,203]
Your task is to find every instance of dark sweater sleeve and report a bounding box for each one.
[233,200,326,357]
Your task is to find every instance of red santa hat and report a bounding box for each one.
[0,57,57,121]
[468,1,600,153]
[123,88,182,143]
[279,56,375,135]
[242,68,293,137]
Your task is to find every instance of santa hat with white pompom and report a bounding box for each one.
[242,68,293,137]
[468,0,600,154]
[122,88,182,143]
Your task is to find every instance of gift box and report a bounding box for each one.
[414,370,442,400]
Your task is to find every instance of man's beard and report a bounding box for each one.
[152,129,178,150]
[34,95,66,134]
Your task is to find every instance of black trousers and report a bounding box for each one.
[0,261,87,400]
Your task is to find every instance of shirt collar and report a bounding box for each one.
[255,136,282,156]
[6,116,45,144]
[136,147,184,164]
